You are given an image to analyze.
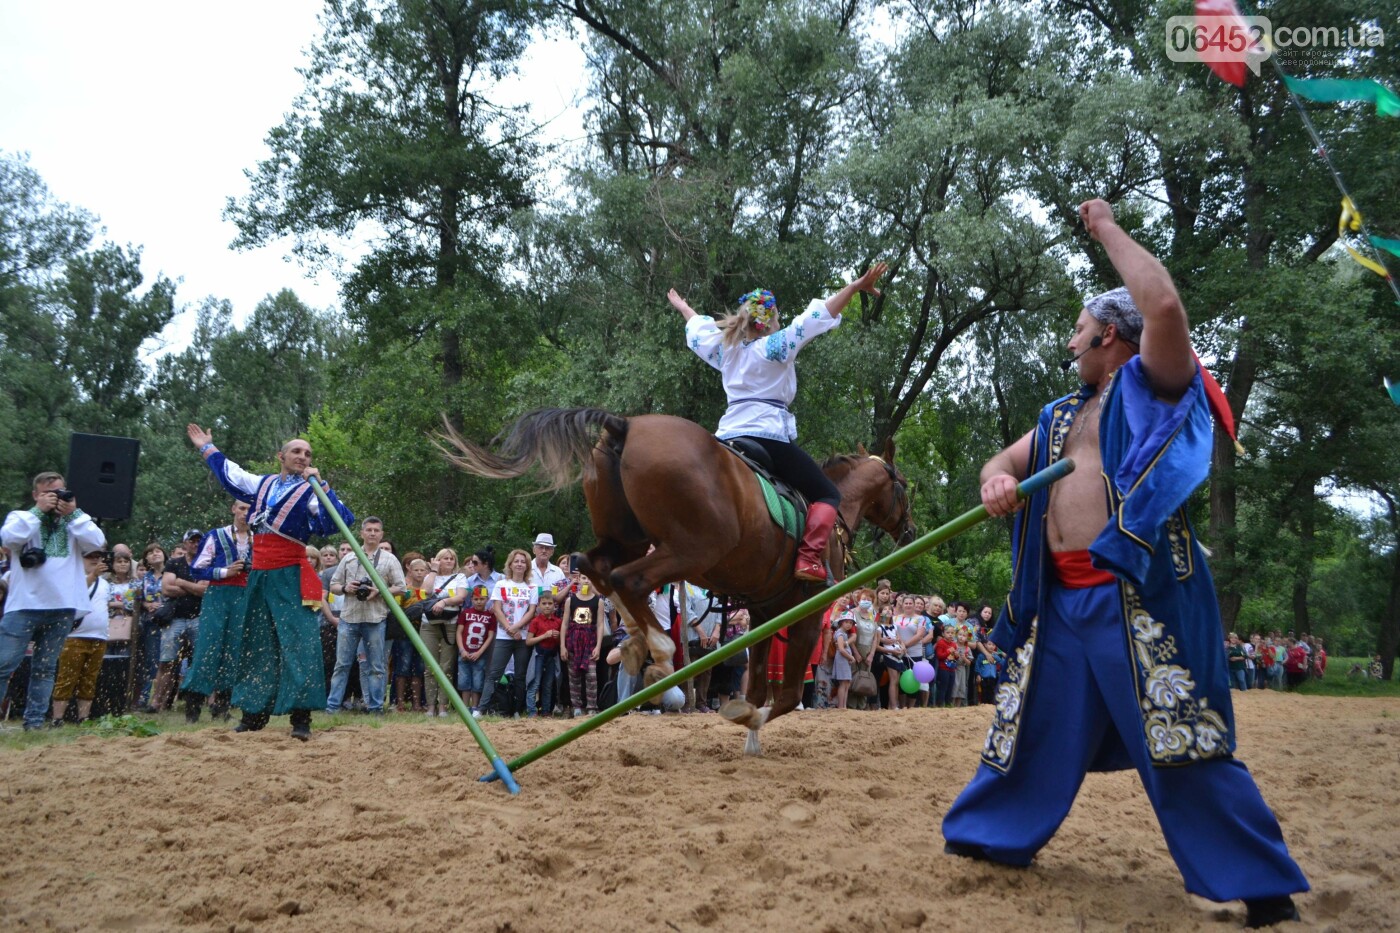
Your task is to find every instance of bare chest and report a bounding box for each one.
[1047,399,1107,551]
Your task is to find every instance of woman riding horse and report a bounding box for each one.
[666,261,889,582]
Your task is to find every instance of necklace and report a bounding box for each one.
[1069,389,1108,445]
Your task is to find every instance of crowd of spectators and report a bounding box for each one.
[0,514,1365,729]
[1226,631,1331,691]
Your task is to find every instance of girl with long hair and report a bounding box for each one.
[477,548,537,717]
[667,262,888,581]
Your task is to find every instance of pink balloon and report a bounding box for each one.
[913,659,936,684]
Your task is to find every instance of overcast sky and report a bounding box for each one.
[0,1,586,338]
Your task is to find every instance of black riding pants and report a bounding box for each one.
[746,437,840,509]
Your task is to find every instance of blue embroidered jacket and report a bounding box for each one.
[201,449,354,543]
[189,524,252,582]
[983,357,1235,773]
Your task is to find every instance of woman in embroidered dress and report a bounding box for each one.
[667,262,888,581]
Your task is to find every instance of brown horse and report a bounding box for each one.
[438,408,914,754]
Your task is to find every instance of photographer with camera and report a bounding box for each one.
[327,516,402,715]
[0,472,106,731]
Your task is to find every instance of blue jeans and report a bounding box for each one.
[616,666,638,703]
[327,620,386,712]
[159,616,200,663]
[1231,669,1249,691]
[390,638,425,677]
[527,651,559,715]
[0,609,78,729]
[457,655,486,694]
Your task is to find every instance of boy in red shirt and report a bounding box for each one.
[456,587,495,711]
[525,592,562,717]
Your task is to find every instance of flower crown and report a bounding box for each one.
[738,288,778,332]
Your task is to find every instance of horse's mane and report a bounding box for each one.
[821,453,864,480]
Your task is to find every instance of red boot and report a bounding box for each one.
[794,502,838,582]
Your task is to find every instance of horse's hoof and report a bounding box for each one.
[743,729,763,757]
[642,664,672,687]
[720,699,756,726]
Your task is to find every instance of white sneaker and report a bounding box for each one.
[470,708,482,719]
[425,711,437,719]
[437,710,450,718]
[573,708,584,718]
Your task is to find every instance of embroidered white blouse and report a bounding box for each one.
[684,298,841,441]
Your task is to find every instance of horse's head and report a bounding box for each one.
[824,439,916,547]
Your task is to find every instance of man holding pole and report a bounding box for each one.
[186,424,354,740]
[940,200,1307,927]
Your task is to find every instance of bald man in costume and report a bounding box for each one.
[186,424,354,740]
[941,199,1307,929]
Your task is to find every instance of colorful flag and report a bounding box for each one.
[1284,77,1400,118]
[1195,0,1255,87]
[1368,235,1400,260]
[1339,197,1392,278]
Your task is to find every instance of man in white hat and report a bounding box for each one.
[525,533,568,713]
[528,533,566,596]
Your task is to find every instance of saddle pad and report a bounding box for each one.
[756,471,804,541]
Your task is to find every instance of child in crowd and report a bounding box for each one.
[974,638,1002,704]
[831,612,856,709]
[952,628,972,707]
[525,592,562,717]
[875,606,906,710]
[561,567,605,717]
[711,609,750,707]
[50,550,112,725]
[456,586,494,712]
[933,622,957,707]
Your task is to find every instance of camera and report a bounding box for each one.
[54,488,75,502]
[354,581,375,601]
[19,545,47,569]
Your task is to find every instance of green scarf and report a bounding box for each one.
[28,506,74,559]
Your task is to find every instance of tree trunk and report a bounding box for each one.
[1212,82,1273,633]
[1378,496,1400,680]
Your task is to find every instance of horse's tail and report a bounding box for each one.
[435,407,629,492]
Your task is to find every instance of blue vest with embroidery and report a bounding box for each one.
[203,451,353,543]
[983,357,1235,773]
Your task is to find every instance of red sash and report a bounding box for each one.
[210,575,247,588]
[1050,549,1115,589]
[252,533,323,606]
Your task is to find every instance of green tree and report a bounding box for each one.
[0,153,175,501]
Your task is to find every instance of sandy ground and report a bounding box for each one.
[0,691,1395,932]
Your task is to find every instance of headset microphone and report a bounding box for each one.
[1059,335,1103,371]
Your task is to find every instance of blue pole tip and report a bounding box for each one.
[492,758,521,795]
[1386,377,1400,406]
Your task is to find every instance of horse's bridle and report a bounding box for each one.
[871,455,916,547]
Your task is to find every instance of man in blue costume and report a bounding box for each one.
[185,423,354,740]
[941,199,1307,928]
[181,499,253,723]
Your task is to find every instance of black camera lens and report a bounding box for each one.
[19,545,47,569]
[55,489,75,502]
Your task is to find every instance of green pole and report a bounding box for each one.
[307,479,521,794]
[480,457,1075,783]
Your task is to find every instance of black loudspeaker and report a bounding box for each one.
[66,433,140,521]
